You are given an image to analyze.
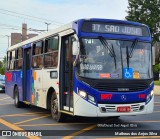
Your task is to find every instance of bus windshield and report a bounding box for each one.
[77,38,152,79]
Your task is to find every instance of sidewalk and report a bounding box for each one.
[154,85,160,95]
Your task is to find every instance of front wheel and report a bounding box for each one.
[51,93,65,122]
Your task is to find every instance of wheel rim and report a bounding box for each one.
[15,88,18,105]
[15,95,18,104]
[51,99,58,118]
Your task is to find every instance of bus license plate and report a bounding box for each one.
[117,106,130,112]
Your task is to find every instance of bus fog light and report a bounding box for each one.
[79,90,87,99]
[88,95,95,103]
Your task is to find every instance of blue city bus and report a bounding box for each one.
[6,18,154,122]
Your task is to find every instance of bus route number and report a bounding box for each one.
[92,24,142,36]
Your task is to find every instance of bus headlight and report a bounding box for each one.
[79,90,87,99]
[78,90,96,104]
[146,90,154,104]
[88,95,96,104]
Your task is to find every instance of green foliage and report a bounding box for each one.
[0,61,2,68]
[3,56,6,64]
[126,0,160,43]
[154,81,160,86]
[0,66,5,75]
[153,64,160,72]
[0,57,6,75]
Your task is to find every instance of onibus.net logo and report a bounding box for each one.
[1,131,42,137]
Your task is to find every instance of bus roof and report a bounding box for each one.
[8,22,73,51]
[7,18,150,51]
[77,18,148,27]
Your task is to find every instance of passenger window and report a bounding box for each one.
[32,41,43,69]
[15,48,23,70]
[10,51,15,70]
[44,36,59,68]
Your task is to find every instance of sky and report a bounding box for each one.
[0,0,128,60]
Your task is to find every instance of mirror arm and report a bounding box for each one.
[73,55,79,67]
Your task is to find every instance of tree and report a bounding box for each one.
[0,66,5,75]
[3,56,6,65]
[0,61,2,68]
[153,63,160,72]
[125,0,160,43]
[0,56,6,75]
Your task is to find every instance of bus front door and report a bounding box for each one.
[60,34,74,113]
[23,47,32,102]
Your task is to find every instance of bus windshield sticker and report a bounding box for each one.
[133,71,140,79]
[99,73,110,78]
[123,68,133,79]
[80,64,103,71]
[110,73,119,79]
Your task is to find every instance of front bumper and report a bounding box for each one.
[74,92,154,117]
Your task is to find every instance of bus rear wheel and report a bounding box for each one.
[14,86,23,108]
[51,93,65,122]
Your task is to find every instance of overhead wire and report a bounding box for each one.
[0,8,64,24]
[0,9,63,26]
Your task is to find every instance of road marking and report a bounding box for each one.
[18,123,89,127]
[14,114,50,125]
[0,103,12,106]
[154,104,160,106]
[0,97,10,101]
[0,112,49,118]
[95,136,160,139]
[131,120,160,123]
[62,124,97,139]
[153,111,160,113]
[62,118,115,139]
[0,118,40,139]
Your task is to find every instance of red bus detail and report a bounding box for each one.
[101,94,112,100]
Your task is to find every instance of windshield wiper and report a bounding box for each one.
[126,46,129,69]
[99,36,117,69]
[126,39,138,69]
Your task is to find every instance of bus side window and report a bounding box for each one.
[9,51,15,70]
[44,36,59,68]
[10,50,16,70]
[15,48,23,70]
[32,41,43,69]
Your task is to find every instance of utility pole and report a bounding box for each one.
[45,22,51,31]
[5,35,10,48]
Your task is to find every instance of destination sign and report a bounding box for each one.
[82,22,149,36]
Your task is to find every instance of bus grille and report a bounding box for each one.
[100,103,145,113]
[94,82,149,92]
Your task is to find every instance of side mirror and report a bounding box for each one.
[72,41,80,56]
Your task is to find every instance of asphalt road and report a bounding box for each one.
[0,92,160,139]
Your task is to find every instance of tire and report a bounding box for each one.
[51,93,65,122]
[111,116,120,119]
[14,86,23,108]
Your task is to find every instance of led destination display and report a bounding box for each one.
[82,22,149,36]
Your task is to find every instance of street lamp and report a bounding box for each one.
[45,22,51,31]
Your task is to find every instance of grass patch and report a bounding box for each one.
[154,81,160,86]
